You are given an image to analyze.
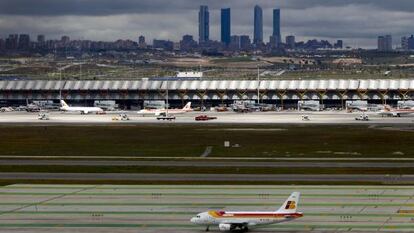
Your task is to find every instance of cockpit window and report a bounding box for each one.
[196,215,200,218]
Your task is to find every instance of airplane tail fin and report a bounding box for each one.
[276,192,300,214]
[183,102,192,110]
[60,100,69,108]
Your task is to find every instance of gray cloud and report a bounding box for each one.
[0,0,413,48]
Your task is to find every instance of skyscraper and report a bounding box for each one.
[221,8,231,45]
[273,9,281,44]
[253,5,263,45]
[199,5,209,43]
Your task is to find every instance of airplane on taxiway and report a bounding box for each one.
[191,192,302,232]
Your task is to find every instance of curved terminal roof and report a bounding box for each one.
[0,79,413,91]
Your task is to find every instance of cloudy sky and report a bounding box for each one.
[1,0,414,48]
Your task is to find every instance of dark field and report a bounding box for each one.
[0,124,412,158]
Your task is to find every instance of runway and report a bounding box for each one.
[0,111,413,125]
[0,173,413,183]
[0,184,413,233]
[1,159,414,168]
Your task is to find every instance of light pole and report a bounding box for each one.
[257,65,260,104]
[166,79,169,116]
[59,69,62,100]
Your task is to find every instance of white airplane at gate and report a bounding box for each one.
[377,105,414,117]
[191,192,302,232]
[138,102,192,116]
[60,100,104,114]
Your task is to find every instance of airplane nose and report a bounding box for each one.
[190,217,195,223]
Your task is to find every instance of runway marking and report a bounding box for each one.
[0,185,413,232]
[0,185,97,216]
[200,146,212,157]
[0,202,410,207]
[4,184,414,190]
[3,155,414,161]
[2,211,414,218]
[0,192,410,198]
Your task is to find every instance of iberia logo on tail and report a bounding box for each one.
[285,201,296,210]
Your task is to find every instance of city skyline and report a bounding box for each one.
[1,0,414,48]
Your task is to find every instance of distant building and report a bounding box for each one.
[229,35,241,50]
[401,35,414,50]
[37,35,45,43]
[199,5,209,43]
[273,9,281,44]
[153,39,173,51]
[139,35,145,44]
[0,38,4,50]
[221,8,231,46]
[408,35,414,50]
[173,42,180,51]
[138,35,146,49]
[378,35,392,51]
[177,71,203,78]
[61,36,70,45]
[334,40,343,49]
[253,5,263,45]
[269,35,280,48]
[180,35,197,51]
[240,35,251,50]
[286,35,295,49]
[18,34,30,50]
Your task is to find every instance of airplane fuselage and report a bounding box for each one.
[60,106,103,114]
[193,210,302,225]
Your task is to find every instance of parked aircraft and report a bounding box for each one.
[191,192,302,232]
[138,102,192,116]
[60,100,103,114]
[377,105,414,117]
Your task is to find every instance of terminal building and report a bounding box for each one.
[0,79,413,109]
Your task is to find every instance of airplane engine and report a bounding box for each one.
[218,223,232,231]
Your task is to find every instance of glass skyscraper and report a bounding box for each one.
[253,5,263,45]
[221,8,231,45]
[199,6,209,43]
[273,9,281,44]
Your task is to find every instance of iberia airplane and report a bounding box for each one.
[190,192,302,232]
[138,102,192,116]
[377,105,414,117]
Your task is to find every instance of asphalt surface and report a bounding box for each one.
[1,111,414,125]
[0,173,412,183]
[1,184,414,233]
[1,159,414,168]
